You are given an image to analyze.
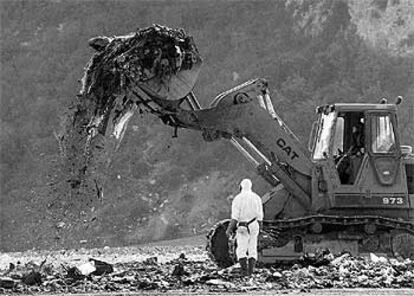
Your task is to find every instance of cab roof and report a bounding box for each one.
[316,103,397,113]
[334,103,397,112]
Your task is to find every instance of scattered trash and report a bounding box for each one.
[179,253,186,260]
[1,248,413,293]
[0,277,16,289]
[300,249,333,267]
[90,258,113,275]
[370,253,388,264]
[172,263,188,277]
[65,267,84,280]
[21,271,42,285]
[8,263,15,272]
[143,256,158,265]
[330,252,350,266]
[77,261,96,276]
[206,278,236,289]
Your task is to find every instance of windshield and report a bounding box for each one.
[313,112,336,160]
[371,114,396,154]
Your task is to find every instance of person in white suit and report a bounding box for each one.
[226,178,263,276]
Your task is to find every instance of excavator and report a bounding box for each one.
[144,78,414,266]
[68,25,414,267]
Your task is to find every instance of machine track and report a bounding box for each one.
[264,214,414,235]
[207,216,414,268]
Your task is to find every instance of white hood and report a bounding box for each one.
[240,178,252,192]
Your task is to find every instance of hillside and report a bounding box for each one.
[1,0,413,251]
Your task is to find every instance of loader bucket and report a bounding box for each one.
[83,24,203,102]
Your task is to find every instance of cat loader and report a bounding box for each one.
[147,79,414,266]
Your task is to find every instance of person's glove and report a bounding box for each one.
[226,219,237,238]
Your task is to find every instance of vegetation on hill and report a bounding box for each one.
[1,0,413,251]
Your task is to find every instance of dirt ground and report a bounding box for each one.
[4,288,412,295]
[1,235,413,295]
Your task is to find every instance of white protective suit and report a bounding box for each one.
[231,179,264,260]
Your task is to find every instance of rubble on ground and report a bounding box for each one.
[0,246,413,293]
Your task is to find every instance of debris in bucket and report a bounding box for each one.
[59,24,203,217]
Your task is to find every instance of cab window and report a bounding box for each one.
[313,112,335,160]
[370,115,396,154]
[332,117,344,155]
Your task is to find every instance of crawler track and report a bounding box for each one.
[207,215,414,268]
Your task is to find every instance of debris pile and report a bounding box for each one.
[58,24,203,221]
[83,24,202,102]
[1,249,413,293]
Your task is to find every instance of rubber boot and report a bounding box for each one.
[239,257,248,276]
[248,258,256,275]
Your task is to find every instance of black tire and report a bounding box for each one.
[207,219,236,268]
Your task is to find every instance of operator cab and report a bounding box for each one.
[311,103,400,186]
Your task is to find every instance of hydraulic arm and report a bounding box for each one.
[136,79,314,209]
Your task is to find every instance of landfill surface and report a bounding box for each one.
[1,236,413,294]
